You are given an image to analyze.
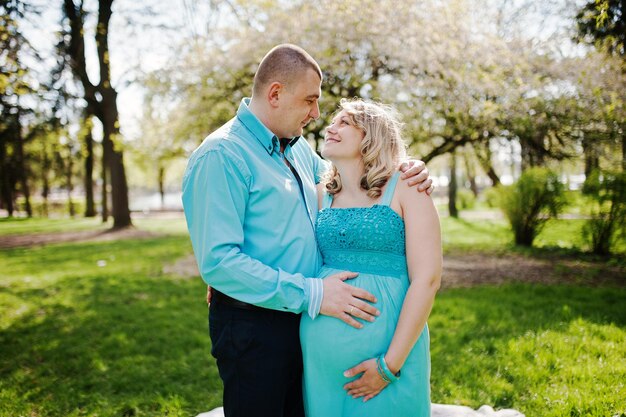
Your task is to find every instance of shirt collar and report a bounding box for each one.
[236,98,300,155]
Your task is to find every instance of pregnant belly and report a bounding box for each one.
[300,266,408,371]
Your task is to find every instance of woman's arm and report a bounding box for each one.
[383,181,442,374]
[343,180,442,401]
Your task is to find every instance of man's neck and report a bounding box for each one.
[248,97,279,137]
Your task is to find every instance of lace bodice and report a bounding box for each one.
[315,173,408,278]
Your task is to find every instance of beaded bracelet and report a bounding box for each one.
[376,353,401,383]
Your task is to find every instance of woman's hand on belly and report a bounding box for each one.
[342,357,389,402]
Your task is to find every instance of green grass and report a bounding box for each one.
[0,217,111,236]
[1,217,625,416]
[0,235,219,417]
[0,215,189,237]
[430,285,626,416]
[132,216,188,235]
[441,216,626,257]
[440,217,511,252]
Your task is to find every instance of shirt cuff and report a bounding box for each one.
[304,277,324,319]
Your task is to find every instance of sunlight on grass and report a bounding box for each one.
[0,216,110,236]
[1,217,625,416]
[0,236,221,417]
[505,319,626,415]
[440,217,511,252]
[441,215,625,255]
[430,285,626,416]
[132,216,188,235]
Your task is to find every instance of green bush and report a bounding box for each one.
[481,186,502,208]
[15,197,88,218]
[582,170,626,255]
[499,167,567,246]
[456,188,476,210]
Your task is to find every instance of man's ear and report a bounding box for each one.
[267,82,282,108]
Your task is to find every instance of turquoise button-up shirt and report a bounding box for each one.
[182,98,328,318]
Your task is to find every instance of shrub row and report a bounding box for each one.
[496,168,625,255]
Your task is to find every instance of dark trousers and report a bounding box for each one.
[209,301,305,417]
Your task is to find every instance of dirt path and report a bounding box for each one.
[165,251,625,288]
[441,250,624,287]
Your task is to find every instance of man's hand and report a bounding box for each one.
[399,160,434,195]
[343,358,389,402]
[319,272,379,328]
[206,285,212,305]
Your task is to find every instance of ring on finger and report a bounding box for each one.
[349,305,355,315]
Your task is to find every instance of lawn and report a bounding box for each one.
[0,217,110,236]
[430,285,626,416]
[441,215,626,259]
[1,216,624,416]
[0,235,220,417]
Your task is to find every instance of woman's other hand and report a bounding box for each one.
[342,358,389,402]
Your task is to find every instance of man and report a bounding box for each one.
[182,44,432,417]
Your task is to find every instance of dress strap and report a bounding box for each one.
[322,190,334,209]
[380,172,401,206]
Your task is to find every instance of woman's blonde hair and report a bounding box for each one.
[322,98,407,198]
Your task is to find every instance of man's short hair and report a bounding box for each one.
[252,44,322,96]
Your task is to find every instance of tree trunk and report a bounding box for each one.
[84,115,96,217]
[41,142,52,217]
[101,138,109,222]
[0,136,14,217]
[448,151,459,218]
[0,181,14,216]
[14,108,32,217]
[103,109,131,228]
[109,144,131,228]
[622,127,626,171]
[66,143,75,217]
[622,128,625,172]
[158,164,165,209]
[463,151,478,196]
[474,142,500,187]
[519,133,546,172]
[63,0,131,228]
[582,134,599,178]
[41,147,50,217]
[98,0,131,229]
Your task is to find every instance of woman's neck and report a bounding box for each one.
[333,160,366,198]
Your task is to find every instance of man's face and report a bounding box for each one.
[277,68,321,138]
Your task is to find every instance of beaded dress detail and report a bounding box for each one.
[300,172,431,417]
[316,204,406,278]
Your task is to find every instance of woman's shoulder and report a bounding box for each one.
[394,174,434,212]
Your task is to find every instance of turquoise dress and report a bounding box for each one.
[300,172,431,417]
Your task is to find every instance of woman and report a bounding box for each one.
[300,98,441,417]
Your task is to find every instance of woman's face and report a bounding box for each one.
[321,110,365,162]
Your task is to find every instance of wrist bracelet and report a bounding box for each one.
[375,356,391,383]
[377,353,401,383]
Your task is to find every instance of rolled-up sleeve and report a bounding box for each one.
[182,147,322,317]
